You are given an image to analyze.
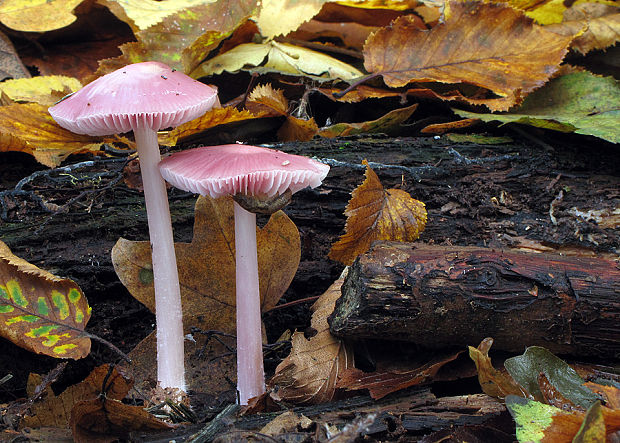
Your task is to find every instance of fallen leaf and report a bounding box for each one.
[584,382,620,409]
[254,0,337,39]
[420,118,480,134]
[328,161,427,266]
[319,103,418,138]
[0,76,82,106]
[193,40,363,81]
[246,84,319,141]
[269,272,354,404]
[0,240,91,360]
[317,1,419,26]
[0,0,84,32]
[506,395,585,442]
[71,397,172,443]
[468,338,525,399]
[0,103,105,167]
[159,106,271,147]
[317,85,404,103]
[504,346,600,408]
[22,365,130,429]
[523,0,617,24]
[0,30,30,81]
[546,3,620,55]
[572,401,605,443]
[455,71,620,143]
[337,351,462,400]
[112,195,300,331]
[288,19,377,51]
[363,1,574,111]
[100,0,258,72]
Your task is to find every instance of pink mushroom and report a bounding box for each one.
[49,62,219,393]
[159,144,329,404]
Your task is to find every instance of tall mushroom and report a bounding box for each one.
[159,144,329,404]
[48,62,219,393]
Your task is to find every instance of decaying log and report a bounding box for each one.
[329,242,620,359]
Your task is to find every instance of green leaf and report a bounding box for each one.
[455,71,620,143]
[504,346,599,408]
[0,241,91,359]
[573,401,605,443]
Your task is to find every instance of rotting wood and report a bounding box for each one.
[329,242,620,359]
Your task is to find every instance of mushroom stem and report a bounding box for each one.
[233,201,265,405]
[134,126,185,392]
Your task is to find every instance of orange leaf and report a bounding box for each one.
[247,84,289,116]
[328,161,427,266]
[0,103,103,167]
[468,338,525,399]
[363,1,574,111]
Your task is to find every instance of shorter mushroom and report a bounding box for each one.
[159,144,329,404]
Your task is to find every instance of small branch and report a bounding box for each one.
[332,73,381,98]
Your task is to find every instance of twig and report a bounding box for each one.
[187,403,240,443]
[270,295,319,310]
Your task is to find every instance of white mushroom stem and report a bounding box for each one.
[134,126,185,392]
[233,201,266,405]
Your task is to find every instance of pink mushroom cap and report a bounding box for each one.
[49,62,218,136]
[159,144,330,198]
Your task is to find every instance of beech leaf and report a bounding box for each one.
[0,0,84,32]
[0,240,91,360]
[363,1,574,111]
[328,161,427,266]
[0,76,81,106]
[193,40,363,81]
[0,103,105,167]
[269,272,354,404]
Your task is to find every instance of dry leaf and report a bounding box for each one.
[113,196,300,394]
[0,76,82,106]
[0,240,91,360]
[71,397,172,443]
[420,118,480,134]
[0,0,84,32]
[112,195,300,331]
[277,115,319,142]
[289,19,377,51]
[0,30,30,80]
[269,272,354,404]
[363,1,574,111]
[328,161,427,266]
[254,0,332,39]
[319,103,418,138]
[159,107,270,146]
[337,351,462,400]
[193,40,363,81]
[546,3,620,55]
[468,338,526,399]
[317,85,404,103]
[0,103,104,167]
[22,365,130,429]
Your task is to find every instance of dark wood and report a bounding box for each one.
[329,242,620,359]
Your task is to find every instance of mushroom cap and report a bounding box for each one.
[48,62,218,136]
[159,144,330,198]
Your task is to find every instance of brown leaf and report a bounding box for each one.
[546,3,620,55]
[328,161,427,266]
[22,365,130,429]
[363,1,574,111]
[288,19,377,51]
[468,338,525,399]
[420,118,480,134]
[0,240,91,359]
[585,382,620,409]
[113,196,299,394]
[538,372,582,412]
[0,30,30,80]
[317,85,405,103]
[0,103,104,167]
[71,397,172,443]
[337,351,462,400]
[319,103,417,138]
[278,116,319,142]
[269,273,353,404]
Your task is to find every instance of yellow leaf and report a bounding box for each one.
[364,1,575,111]
[159,107,270,146]
[247,84,289,116]
[329,161,427,265]
[99,0,217,31]
[524,0,616,24]
[255,0,333,39]
[0,103,103,167]
[0,241,91,360]
[0,0,84,32]
[193,41,363,81]
[0,76,82,106]
[269,272,354,404]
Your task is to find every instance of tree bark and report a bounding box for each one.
[329,242,620,359]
